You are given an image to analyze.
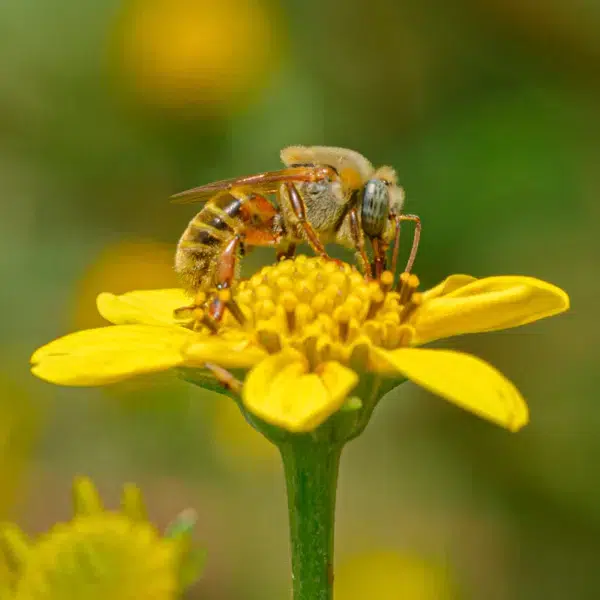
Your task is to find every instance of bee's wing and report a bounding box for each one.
[170,166,331,205]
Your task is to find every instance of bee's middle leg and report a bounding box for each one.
[349,206,372,279]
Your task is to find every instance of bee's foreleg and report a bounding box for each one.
[284,182,329,258]
[370,238,389,279]
[349,207,372,279]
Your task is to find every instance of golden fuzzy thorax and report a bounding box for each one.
[281,146,375,183]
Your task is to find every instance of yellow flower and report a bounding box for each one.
[0,478,202,600]
[30,257,569,435]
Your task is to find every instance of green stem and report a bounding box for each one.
[279,437,343,600]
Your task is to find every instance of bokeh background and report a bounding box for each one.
[0,0,597,597]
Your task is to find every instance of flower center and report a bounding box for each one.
[199,256,422,365]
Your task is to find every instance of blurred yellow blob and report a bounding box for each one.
[211,395,279,471]
[335,551,455,600]
[0,554,11,600]
[73,240,178,330]
[114,0,279,115]
[0,374,39,519]
[0,478,199,600]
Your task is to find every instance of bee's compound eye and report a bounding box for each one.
[360,179,389,237]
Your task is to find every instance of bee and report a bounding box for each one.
[171,146,421,323]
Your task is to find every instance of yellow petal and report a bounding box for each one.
[182,337,267,369]
[420,274,477,301]
[372,347,528,431]
[413,276,569,344]
[97,289,191,326]
[243,349,358,433]
[72,477,104,515]
[31,325,193,386]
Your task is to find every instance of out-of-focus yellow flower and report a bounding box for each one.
[31,256,569,435]
[211,395,279,471]
[113,0,279,115]
[73,240,178,330]
[335,550,454,600]
[0,374,40,519]
[0,478,202,600]
[0,554,11,600]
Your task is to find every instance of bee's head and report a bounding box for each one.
[359,169,405,242]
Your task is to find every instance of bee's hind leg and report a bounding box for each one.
[206,234,244,325]
[207,227,283,327]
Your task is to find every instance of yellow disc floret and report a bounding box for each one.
[218,256,422,369]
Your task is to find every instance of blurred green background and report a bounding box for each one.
[0,0,596,597]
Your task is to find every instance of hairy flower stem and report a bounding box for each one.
[279,437,342,600]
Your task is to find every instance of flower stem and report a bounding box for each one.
[279,437,342,600]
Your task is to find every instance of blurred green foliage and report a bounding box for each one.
[0,0,597,598]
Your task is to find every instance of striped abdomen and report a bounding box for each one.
[175,194,244,292]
